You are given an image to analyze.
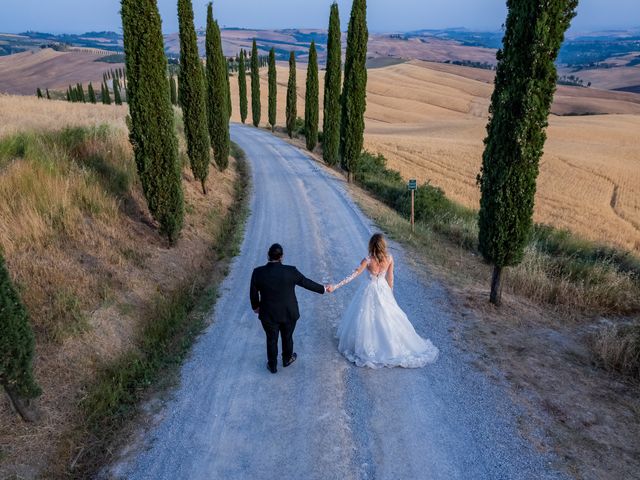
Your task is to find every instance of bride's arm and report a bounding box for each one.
[332,258,368,291]
[386,255,394,290]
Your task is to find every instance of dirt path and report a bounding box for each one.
[108,125,566,480]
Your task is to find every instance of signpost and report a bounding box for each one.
[408,179,417,232]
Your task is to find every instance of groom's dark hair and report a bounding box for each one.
[268,243,284,261]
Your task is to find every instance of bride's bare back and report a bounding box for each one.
[333,254,395,291]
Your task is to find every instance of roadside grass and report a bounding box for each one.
[0,126,133,255]
[64,143,250,478]
[0,126,134,344]
[591,322,640,379]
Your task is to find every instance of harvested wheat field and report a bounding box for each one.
[0,48,124,95]
[231,60,640,253]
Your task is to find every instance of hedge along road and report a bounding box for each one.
[111,124,566,480]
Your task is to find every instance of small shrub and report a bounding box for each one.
[591,323,640,380]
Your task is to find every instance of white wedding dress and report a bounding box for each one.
[335,256,439,369]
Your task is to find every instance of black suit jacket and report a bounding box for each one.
[250,262,325,323]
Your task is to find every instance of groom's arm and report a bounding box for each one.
[294,269,325,294]
[250,269,260,312]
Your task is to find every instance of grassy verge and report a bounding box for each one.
[64,143,250,478]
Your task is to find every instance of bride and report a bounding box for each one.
[330,233,439,368]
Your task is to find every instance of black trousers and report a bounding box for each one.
[261,318,296,367]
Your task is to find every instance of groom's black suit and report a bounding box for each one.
[250,261,325,369]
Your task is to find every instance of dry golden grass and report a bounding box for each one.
[231,60,640,253]
[591,322,640,379]
[0,97,238,479]
[0,94,128,136]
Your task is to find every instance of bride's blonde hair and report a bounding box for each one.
[368,233,388,264]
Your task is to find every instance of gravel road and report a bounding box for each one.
[111,124,565,480]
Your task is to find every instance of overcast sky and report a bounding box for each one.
[2,0,639,34]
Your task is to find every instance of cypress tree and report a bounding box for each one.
[113,78,123,105]
[69,85,76,102]
[66,89,71,102]
[340,0,368,182]
[205,2,230,171]
[323,2,342,165]
[268,47,277,132]
[103,81,112,105]
[286,51,297,138]
[178,0,212,193]
[225,61,232,119]
[0,255,41,414]
[88,82,97,103]
[238,49,248,124]
[121,0,184,243]
[169,75,178,106]
[36,88,43,99]
[100,82,106,104]
[77,83,86,103]
[477,0,578,306]
[305,41,319,151]
[250,39,261,127]
[46,88,50,100]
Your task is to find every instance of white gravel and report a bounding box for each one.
[109,124,567,480]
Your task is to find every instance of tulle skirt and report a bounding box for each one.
[337,277,439,369]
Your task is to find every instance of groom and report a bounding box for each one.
[250,243,330,374]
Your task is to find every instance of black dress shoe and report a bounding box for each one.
[283,352,297,368]
[267,363,277,374]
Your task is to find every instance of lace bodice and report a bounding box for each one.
[334,256,392,290]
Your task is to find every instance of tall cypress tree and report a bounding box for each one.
[268,47,277,132]
[478,0,578,305]
[169,75,178,106]
[0,254,41,416]
[305,41,319,151]
[103,81,112,105]
[77,83,86,103]
[250,39,261,127]
[238,49,248,124]
[66,88,71,102]
[205,2,230,171]
[286,51,297,138]
[113,78,123,105]
[323,2,342,165]
[340,0,368,182]
[121,0,184,243]
[225,61,232,119]
[46,88,51,100]
[178,0,212,193]
[36,88,43,99]
[88,82,97,103]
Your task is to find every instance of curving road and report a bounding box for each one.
[111,124,565,480]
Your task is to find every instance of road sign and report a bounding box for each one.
[408,179,417,232]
